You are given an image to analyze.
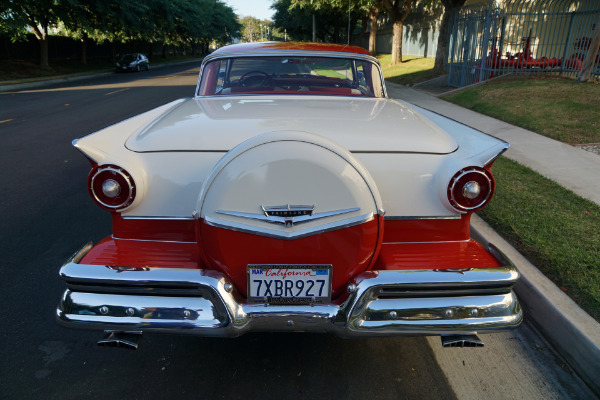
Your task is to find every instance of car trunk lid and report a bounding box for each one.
[125,96,458,154]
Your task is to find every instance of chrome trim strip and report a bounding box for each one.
[382,240,471,244]
[484,142,510,166]
[196,50,384,98]
[121,216,195,221]
[110,236,196,244]
[384,215,462,221]
[216,207,360,227]
[204,212,374,240]
[56,245,521,337]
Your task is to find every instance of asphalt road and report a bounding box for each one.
[0,65,456,400]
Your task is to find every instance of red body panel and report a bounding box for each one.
[382,216,471,243]
[211,41,371,56]
[80,237,202,269]
[112,214,196,242]
[82,216,501,299]
[374,240,502,270]
[199,219,380,298]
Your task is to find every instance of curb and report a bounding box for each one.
[0,58,204,93]
[471,214,600,396]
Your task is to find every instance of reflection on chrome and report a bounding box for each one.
[57,243,522,338]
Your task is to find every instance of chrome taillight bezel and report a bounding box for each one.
[88,164,136,211]
[447,166,494,212]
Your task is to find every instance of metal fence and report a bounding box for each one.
[447,0,600,87]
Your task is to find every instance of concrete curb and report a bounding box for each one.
[471,214,600,396]
[0,58,204,93]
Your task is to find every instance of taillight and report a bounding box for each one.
[88,164,136,211]
[447,166,494,212]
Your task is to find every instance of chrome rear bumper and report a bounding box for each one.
[57,243,522,337]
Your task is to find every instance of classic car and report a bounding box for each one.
[116,53,150,72]
[57,42,522,349]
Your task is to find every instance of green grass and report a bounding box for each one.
[481,157,600,321]
[378,55,440,86]
[441,75,600,144]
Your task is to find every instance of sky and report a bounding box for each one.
[224,0,275,21]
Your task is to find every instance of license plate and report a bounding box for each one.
[247,265,332,304]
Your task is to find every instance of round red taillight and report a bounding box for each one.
[447,166,494,212]
[88,165,136,211]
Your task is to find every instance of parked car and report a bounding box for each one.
[116,53,149,72]
[57,42,521,349]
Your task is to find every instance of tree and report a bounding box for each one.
[278,0,362,43]
[0,0,63,68]
[433,0,466,73]
[288,0,379,47]
[239,16,261,42]
[381,0,413,65]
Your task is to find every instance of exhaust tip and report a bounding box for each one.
[97,331,142,350]
[441,334,484,348]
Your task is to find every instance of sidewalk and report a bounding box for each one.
[386,81,600,396]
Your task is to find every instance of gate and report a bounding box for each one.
[447,0,600,87]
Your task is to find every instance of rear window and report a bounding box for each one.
[198,56,384,98]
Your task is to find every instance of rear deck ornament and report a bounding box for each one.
[216,205,359,228]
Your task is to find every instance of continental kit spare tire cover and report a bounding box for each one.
[197,131,384,299]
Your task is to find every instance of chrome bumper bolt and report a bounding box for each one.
[444,308,455,318]
[469,309,479,317]
[99,306,109,315]
[224,283,233,293]
[347,284,357,293]
[126,308,135,316]
[183,310,191,318]
[286,320,294,327]
[389,311,398,319]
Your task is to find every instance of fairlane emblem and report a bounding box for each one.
[216,204,359,228]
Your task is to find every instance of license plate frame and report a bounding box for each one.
[247,264,332,304]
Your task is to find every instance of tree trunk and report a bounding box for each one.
[39,33,49,69]
[30,23,50,69]
[382,0,413,66]
[576,13,600,82]
[434,0,466,73]
[80,33,88,65]
[391,19,403,65]
[369,7,379,56]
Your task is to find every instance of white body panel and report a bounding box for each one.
[74,96,507,219]
[125,97,457,154]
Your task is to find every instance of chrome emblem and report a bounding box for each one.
[216,204,359,228]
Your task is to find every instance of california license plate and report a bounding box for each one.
[247,265,332,304]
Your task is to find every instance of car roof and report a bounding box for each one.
[210,41,371,57]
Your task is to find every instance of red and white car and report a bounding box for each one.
[57,42,522,349]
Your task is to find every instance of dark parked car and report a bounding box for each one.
[116,53,149,72]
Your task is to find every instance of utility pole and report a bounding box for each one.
[312,14,316,42]
[348,1,351,45]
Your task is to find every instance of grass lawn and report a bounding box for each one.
[481,157,600,321]
[441,75,600,144]
[378,55,440,86]
[0,54,204,85]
